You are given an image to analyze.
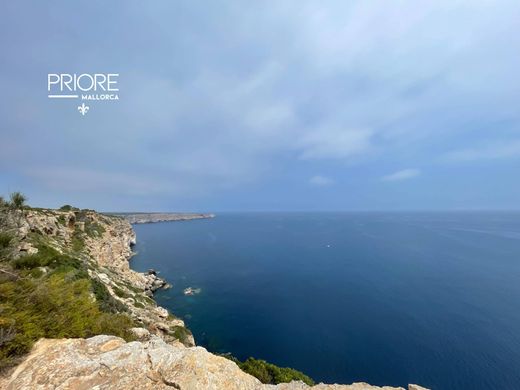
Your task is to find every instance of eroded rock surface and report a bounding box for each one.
[0,335,422,390]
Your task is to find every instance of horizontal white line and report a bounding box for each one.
[48,94,79,98]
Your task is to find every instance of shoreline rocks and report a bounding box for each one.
[144,269,169,295]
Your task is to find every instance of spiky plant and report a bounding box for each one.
[9,192,26,210]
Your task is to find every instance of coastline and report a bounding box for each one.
[114,212,215,224]
[0,207,427,390]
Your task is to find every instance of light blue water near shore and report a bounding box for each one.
[130,212,520,389]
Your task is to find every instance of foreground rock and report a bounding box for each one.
[0,335,425,390]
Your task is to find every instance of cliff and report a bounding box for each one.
[115,212,215,224]
[0,208,194,348]
[0,207,427,390]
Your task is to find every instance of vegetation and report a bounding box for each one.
[0,272,135,369]
[169,326,194,347]
[0,194,136,371]
[71,231,86,252]
[85,222,105,238]
[0,233,11,250]
[90,278,129,314]
[8,192,26,211]
[222,355,314,386]
[12,244,80,270]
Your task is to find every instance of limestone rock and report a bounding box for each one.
[0,336,417,390]
[130,327,151,341]
[155,306,169,318]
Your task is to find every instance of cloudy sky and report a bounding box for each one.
[1,1,519,211]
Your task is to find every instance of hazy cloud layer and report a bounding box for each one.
[0,1,519,210]
[382,169,421,182]
[309,176,335,186]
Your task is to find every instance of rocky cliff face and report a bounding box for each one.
[1,335,426,390]
[1,208,428,390]
[6,208,193,346]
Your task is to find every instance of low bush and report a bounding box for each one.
[0,271,135,370]
[169,326,193,346]
[0,233,11,249]
[71,232,85,252]
[85,222,105,238]
[232,357,314,386]
[12,244,80,270]
[91,278,128,314]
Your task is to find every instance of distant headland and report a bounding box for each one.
[113,212,215,224]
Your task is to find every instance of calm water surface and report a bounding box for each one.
[130,212,520,389]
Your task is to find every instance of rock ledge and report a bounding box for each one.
[0,335,425,390]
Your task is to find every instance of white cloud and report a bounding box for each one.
[381,169,421,182]
[309,175,335,186]
[2,1,520,209]
[298,127,374,160]
[443,140,520,162]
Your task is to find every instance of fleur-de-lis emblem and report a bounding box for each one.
[78,103,90,115]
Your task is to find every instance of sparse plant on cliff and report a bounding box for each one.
[221,355,315,386]
[0,196,7,209]
[0,233,12,250]
[8,192,26,211]
[0,233,13,262]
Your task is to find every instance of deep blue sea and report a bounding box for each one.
[130,212,520,390]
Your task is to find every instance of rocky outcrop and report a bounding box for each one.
[117,212,215,224]
[6,208,194,347]
[0,335,421,390]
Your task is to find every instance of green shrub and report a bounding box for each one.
[71,232,85,252]
[237,357,314,386]
[169,326,193,346]
[112,285,130,299]
[59,205,72,211]
[0,233,12,249]
[57,215,66,225]
[0,271,135,370]
[91,278,128,313]
[9,192,26,210]
[85,222,105,238]
[13,244,80,270]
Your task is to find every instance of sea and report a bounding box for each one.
[129,212,520,390]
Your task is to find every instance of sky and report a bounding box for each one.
[0,1,519,212]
